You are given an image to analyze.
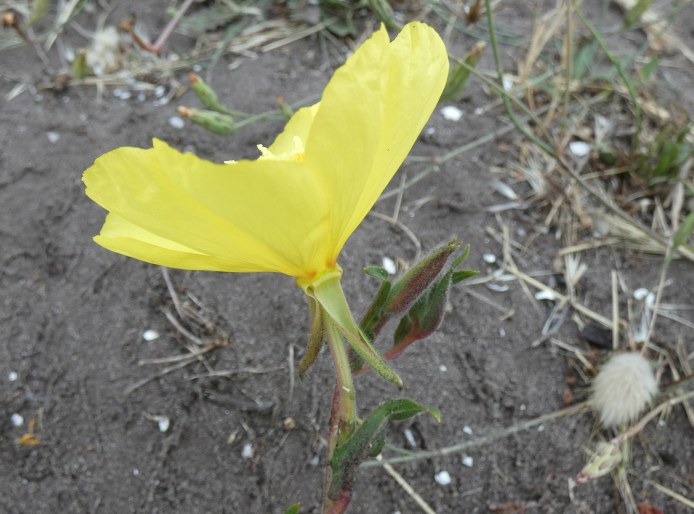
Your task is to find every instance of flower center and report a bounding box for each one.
[257,136,305,162]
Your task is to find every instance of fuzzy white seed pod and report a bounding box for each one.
[86,26,121,76]
[592,352,658,428]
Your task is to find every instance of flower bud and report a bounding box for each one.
[392,272,450,351]
[575,441,622,484]
[71,49,89,79]
[177,106,236,136]
[188,72,231,115]
[384,240,460,315]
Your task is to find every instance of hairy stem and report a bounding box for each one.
[323,315,357,514]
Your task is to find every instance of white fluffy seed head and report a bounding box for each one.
[592,352,658,428]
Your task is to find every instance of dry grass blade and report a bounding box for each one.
[382,461,437,514]
[614,0,694,64]
[518,1,582,82]
[644,479,694,509]
[362,403,589,467]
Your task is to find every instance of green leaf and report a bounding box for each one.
[441,42,486,101]
[329,399,440,500]
[666,212,694,268]
[283,503,301,514]
[29,0,52,25]
[367,0,400,30]
[572,39,597,80]
[625,0,652,26]
[364,266,390,281]
[175,3,243,35]
[639,56,659,82]
[452,269,479,284]
[298,297,324,377]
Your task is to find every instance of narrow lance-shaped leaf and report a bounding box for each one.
[283,503,301,514]
[298,296,324,377]
[665,212,694,269]
[329,399,440,500]
[351,279,391,372]
[441,41,486,101]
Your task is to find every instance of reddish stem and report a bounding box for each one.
[123,0,197,55]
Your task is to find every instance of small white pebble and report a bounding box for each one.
[483,253,496,264]
[434,470,451,485]
[403,428,417,448]
[534,290,556,301]
[78,113,88,123]
[537,425,544,432]
[143,329,159,341]
[133,468,140,476]
[154,85,166,98]
[425,127,436,136]
[516,227,527,238]
[440,105,463,122]
[463,425,473,435]
[633,288,649,301]
[168,116,185,129]
[658,419,666,428]
[118,90,132,100]
[157,417,170,433]
[502,75,513,91]
[137,92,146,102]
[8,371,18,382]
[46,131,60,144]
[499,327,506,337]
[192,64,202,72]
[241,442,254,459]
[520,404,526,411]
[11,413,24,427]
[462,456,474,468]
[569,141,591,157]
[308,454,320,466]
[62,96,70,104]
[382,257,396,275]
[486,283,509,292]
[474,107,484,115]
[439,364,447,372]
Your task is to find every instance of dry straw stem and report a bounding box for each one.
[614,0,694,64]
[381,462,437,514]
[361,402,589,468]
[645,479,694,509]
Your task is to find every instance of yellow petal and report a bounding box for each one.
[83,139,331,277]
[303,22,449,264]
[267,104,319,156]
[95,213,243,271]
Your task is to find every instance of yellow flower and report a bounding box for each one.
[83,22,449,285]
[83,23,448,385]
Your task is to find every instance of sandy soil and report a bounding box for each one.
[1,1,693,513]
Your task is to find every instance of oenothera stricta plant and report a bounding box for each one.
[83,22,472,513]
